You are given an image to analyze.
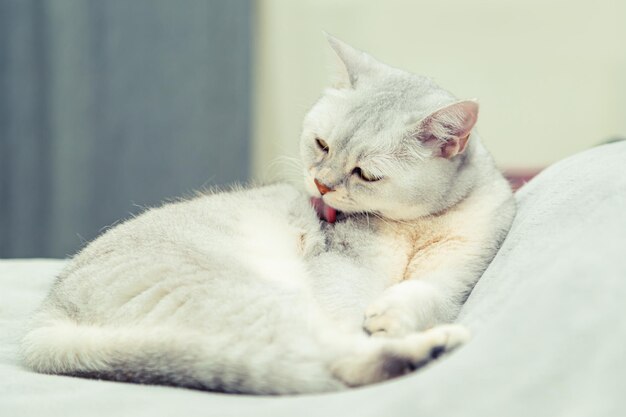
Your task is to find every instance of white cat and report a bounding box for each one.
[21,36,515,394]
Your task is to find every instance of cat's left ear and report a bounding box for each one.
[412,100,479,159]
[324,33,376,89]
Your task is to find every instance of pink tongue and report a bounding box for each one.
[310,197,338,223]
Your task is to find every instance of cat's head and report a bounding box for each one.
[300,35,480,221]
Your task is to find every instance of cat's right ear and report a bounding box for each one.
[411,100,479,159]
[324,33,373,89]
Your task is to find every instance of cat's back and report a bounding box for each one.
[67,182,314,266]
[45,183,323,324]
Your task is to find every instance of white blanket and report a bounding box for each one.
[1,141,625,417]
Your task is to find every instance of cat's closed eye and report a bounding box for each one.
[315,138,329,153]
[352,167,381,182]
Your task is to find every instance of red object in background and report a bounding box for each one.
[503,169,543,192]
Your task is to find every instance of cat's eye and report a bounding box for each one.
[352,167,381,182]
[315,138,329,153]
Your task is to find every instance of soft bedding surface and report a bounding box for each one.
[1,142,625,417]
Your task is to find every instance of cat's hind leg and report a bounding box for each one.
[330,324,470,387]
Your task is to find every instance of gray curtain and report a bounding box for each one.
[0,0,252,258]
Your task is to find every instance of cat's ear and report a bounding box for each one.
[324,33,375,89]
[412,100,479,159]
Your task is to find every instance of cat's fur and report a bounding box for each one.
[20,36,515,394]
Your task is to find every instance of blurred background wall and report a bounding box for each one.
[253,0,626,179]
[0,0,624,258]
[0,0,252,257]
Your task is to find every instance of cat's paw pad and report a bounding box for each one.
[363,298,416,338]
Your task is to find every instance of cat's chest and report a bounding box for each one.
[371,216,461,280]
[306,213,460,284]
[321,217,413,284]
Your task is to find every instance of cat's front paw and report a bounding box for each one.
[363,293,417,338]
[364,280,447,337]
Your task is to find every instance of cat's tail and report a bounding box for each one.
[20,316,468,394]
[20,316,349,394]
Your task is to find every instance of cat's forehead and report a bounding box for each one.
[341,74,451,128]
[310,71,455,160]
[334,125,406,168]
[329,115,396,157]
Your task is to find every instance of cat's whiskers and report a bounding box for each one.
[266,155,305,183]
[368,211,415,231]
[365,212,371,229]
[268,157,303,175]
[368,211,395,229]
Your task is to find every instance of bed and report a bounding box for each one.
[1,141,625,417]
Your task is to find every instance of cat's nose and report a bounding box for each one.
[314,178,333,195]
